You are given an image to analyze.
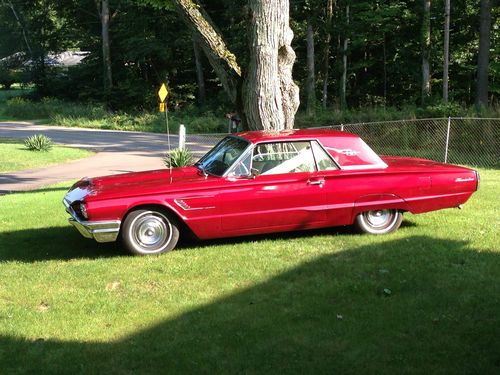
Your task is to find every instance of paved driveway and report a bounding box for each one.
[0,122,217,194]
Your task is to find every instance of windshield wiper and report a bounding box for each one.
[194,161,208,177]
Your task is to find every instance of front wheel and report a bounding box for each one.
[121,209,180,255]
[354,209,403,235]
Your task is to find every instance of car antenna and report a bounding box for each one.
[158,82,172,174]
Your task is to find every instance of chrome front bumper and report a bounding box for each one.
[63,199,121,243]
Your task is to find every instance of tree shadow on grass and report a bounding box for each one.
[1,236,499,374]
[0,224,358,262]
[0,226,120,262]
[0,217,421,262]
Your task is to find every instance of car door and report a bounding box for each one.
[219,141,328,234]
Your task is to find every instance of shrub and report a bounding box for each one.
[24,134,53,152]
[163,148,193,168]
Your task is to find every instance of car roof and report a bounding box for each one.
[236,128,358,144]
[234,128,387,170]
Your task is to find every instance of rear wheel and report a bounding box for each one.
[121,209,179,255]
[355,209,403,234]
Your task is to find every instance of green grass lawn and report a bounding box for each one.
[0,170,498,374]
[0,138,92,173]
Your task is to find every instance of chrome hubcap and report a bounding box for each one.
[365,210,392,228]
[133,212,171,250]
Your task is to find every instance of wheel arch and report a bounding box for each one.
[352,194,409,222]
[121,202,197,240]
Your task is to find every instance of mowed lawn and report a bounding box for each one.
[0,169,498,374]
[0,138,92,173]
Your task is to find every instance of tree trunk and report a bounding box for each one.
[192,36,206,105]
[306,19,316,117]
[340,4,349,110]
[172,0,299,130]
[476,0,492,107]
[321,0,334,109]
[3,0,32,57]
[421,0,431,105]
[100,0,113,90]
[443,0,450,103]
[171,0,241,105]
[243,0,300,130]
[383,33,387,105]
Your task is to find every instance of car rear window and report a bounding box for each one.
[323,137,387,170]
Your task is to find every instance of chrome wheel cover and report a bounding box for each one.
[364,210,393,229]
[130,211,172,253]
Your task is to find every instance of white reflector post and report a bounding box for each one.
[179,124,186,150]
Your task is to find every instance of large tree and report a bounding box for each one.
[421,0,431,104]
[169,0,299,131]
[476,0,492,107]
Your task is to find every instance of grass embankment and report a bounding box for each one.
[0,138,92,173]
[0,169,498,373]
[1,89,499,133]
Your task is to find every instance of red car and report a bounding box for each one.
[63,129,479,255]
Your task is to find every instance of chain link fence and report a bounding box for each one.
[320,118,499,168]
[185,118,499,168]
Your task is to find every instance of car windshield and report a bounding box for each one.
[196,136,250,176]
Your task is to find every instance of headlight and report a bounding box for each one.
[475,170,480,191]
[80,203,88,219]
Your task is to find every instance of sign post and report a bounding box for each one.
[158,83,170,151]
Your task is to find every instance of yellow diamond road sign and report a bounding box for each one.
[158,83,168,102]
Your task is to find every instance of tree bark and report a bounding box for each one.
[192,36,206,105]
[321,0,334,109]
[243,0,300,130]
[421,0,431,104]
[383,33,387,104]
[340,4,349,110]
[3,0,32,57]
[476,0,492,107]
[100,0,113,90]
[443,0,450,103]
[306,19,316,117]
[171,0,241,104]
[172,0,299,130]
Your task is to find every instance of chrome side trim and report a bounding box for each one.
[63,198,121,243]
[174,198,216,211]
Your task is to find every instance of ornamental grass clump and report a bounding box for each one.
[24,134,53,152]
[163,148,194,168]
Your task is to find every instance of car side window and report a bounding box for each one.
[252,141,316,175]
[311,141,338,171]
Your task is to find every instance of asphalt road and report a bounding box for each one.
[0,122,220,194]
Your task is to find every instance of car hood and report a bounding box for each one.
[68,166,217,202]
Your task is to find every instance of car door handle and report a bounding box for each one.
[308,179,325,186]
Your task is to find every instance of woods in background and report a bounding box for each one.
[0,0,498,116]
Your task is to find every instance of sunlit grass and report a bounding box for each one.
[0,169,498,373]
[0,138,92,173]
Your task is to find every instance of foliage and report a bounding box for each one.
[0,138,92,173]
[0,168,498,373]
[0,0,498,113]
[2,96,229,133]
[24,134,53,151]
[163,147,194,168]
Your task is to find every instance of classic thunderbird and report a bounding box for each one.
[63,129,479,255]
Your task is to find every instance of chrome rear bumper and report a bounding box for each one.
[63,199,121,243]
